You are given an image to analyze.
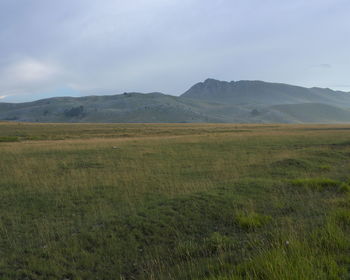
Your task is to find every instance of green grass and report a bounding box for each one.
[235,211,272,230]
[0,136,19,142]
[1,123,350,279]
[291,178,350,193]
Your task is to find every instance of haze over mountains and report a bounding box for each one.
[1,79,350,123]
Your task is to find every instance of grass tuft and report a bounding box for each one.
[333,209,350,228]
[235,211,271,230]
[291,178,350,193]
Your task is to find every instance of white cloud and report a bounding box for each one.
[7,58,57,83]
[0,58,63,97]
[0,95,8,99]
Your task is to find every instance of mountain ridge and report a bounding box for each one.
[1,79,350,123]
[181,79,350,107]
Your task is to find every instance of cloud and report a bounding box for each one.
[0,95,8,99]
[312,64,332,69]
[1,0,350,101]
[0,58,63,96]
[7,58,57,83]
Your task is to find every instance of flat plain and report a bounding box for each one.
[1,122,350,279]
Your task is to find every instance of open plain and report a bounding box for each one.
[1,122,350,279]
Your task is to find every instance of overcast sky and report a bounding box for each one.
[0,0,349,102]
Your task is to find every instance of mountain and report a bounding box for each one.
[1,79,350,123]
[181,78,350,107]
[270,103,350,123]
[0,92,228,123]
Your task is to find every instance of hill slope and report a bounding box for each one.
[1,79,350,123]
[0,92,227,123]
[181,79,350,107]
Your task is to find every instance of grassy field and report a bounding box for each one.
[1,122,350,279]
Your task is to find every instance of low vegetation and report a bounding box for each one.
[1,122,350,279]
[291,178,350,193]
[0,136,19,142]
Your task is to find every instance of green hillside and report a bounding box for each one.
[1,79,350,123]
[182,79,350,107]
[271,103,350,123]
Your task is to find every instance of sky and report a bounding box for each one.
[0,0,349,102]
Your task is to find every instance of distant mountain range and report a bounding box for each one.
[1,79,350,123]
